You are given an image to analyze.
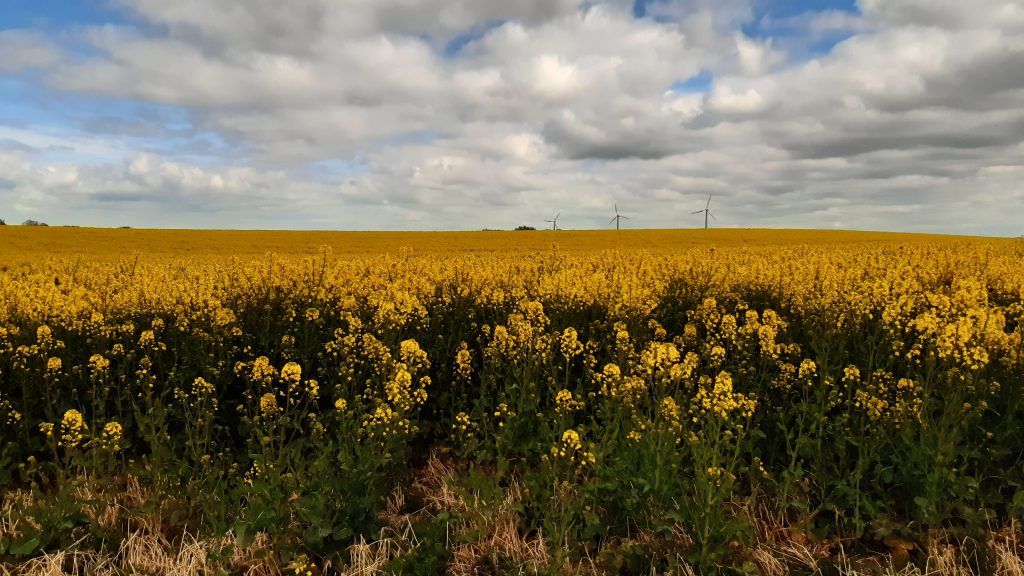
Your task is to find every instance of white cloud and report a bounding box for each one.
[707,85,766,114]
[0,0,1022,235]
[0,30,61,71]
[859,0,1024,31]
[733,33,783,76]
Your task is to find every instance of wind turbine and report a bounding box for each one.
[609,204,631,230]
[544,212,561,231]
[691,194,717,229]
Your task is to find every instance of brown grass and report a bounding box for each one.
[3,467,1023,575]
[411,454,552,576]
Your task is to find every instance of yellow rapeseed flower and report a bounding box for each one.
[59,409,87,448]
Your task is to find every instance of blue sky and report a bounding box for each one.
[1,0,1022,234]
[754,0,858,19]
[0,0,129,29]
[743,0,862,56]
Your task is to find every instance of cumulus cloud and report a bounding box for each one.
[0,0,1021,234]
[0,30,61,71]
[733,34,783,76]
[707,85,767,114]
[860,0,1024,30]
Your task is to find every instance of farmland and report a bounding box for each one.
[1,227,1023,575]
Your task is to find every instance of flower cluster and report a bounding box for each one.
[493,403,515,428]
[559,327,584,362]
[88,354,110,379]
[595,364,646,407]
[361,405,416,440]
[98,421,123,452]
[554,389,584,414]
[454,341,473,383]
[692,372,757,422]
[59,409,87,448]
[550,429,596,466]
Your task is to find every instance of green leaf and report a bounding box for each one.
[10,537,41,557]
[234,521,251,548]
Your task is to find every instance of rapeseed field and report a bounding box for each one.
[1,227,1023,575]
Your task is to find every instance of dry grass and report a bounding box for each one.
[411,454,552,576]
[757,530,1024,576]
[4,522,1023,576]
[0,530,279,576]
[0,478,278,576]
[0,491,33,545]
[340,533,408,576]
[3,470,1024,575]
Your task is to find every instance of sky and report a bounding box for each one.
[0,0,1022,234]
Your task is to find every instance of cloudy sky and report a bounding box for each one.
[1,0,1022,234]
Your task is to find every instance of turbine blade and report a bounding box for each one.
[555,212,560,220]
[621,215,631,219]
[691,210,703,214]
[706,194,712,209]
[709,212,718,221]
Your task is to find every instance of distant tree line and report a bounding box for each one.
[0,218,51,226]
[0,218,132,227]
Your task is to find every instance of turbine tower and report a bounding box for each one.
[609,204,630,230]
[544,212,561,231]
[691,194,717,229]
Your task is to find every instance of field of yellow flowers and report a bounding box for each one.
[1,227,1023,575]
